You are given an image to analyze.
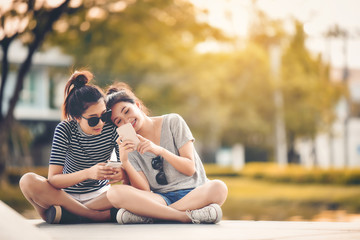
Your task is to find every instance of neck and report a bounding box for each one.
[137,116,155,136]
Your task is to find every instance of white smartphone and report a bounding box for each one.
[106,161,123,168]
[116,123,140,148]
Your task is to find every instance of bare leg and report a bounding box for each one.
[19,172,111,221]
[107,185,191,223]
[170,179,228,211]
[84,192,113,211]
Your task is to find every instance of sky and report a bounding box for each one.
[189,0,360,69]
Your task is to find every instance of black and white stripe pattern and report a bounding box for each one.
[49,120,119,194]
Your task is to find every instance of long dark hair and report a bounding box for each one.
[62,70,105,120]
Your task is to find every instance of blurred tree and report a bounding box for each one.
[208,3,288,161]
[246,3,343,164]
[281,21,343,163]
[46,0,229,162]
[1,0,343,170]
[0,0,229,170]
[138,45,274,162]
[46,0,226,87]
[324,24,352,167]
[219,44,274,149]
[248,7,286,49]
[0,0,78,182]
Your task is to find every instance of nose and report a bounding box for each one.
[123,117,131,124]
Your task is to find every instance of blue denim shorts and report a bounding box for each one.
[155,188,194,205]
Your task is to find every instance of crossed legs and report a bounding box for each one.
[106,179,228,222]
[19,172,112,222]
[20,172,228,223]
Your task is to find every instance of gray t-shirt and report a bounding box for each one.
[128,113,207,193]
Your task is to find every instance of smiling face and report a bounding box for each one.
[77,99,107,135]
[110,101,144,132]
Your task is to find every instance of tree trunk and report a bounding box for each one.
[0,38,13,183]
[0,118,11,184]
[0,40,11,121]
[0,0,72,182]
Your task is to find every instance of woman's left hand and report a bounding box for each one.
[105,167,129,185]
[137,135,163,155]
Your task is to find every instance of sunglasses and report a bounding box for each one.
[81,110,112,127]
[151,155,168,185]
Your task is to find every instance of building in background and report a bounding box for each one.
[1,40,72,166]
[296,67,360,169]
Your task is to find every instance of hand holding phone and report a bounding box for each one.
[105,161,123,168]
[116,123,140,148]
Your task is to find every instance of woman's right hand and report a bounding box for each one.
[116,137,150,191]
[86,163,114,180]
[116,137,136,166]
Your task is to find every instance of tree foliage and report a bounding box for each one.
[46,0,226,86]
[281,21,344,140]
[45,0,231,162]
[238,7,343,161]
[0,0,346,169]
[47,1,344,163]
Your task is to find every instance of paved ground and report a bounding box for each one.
[30,220,360,240]
[2,201,360,240]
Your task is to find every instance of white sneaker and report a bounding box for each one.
[186,204,222,224]
[116,208,153,224]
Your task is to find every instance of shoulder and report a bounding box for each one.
[52,121,77,145]
[102,122,117,134]
[163,113,190,133]
[164,113,185,124]
[55,120,76,135]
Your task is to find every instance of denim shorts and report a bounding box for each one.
[155,188,194,205]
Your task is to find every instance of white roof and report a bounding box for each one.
[1,40,73,66]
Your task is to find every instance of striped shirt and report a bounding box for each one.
[49,120,119,194]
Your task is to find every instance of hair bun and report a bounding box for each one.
[105,82,131,95]
[73,76,86,88]
[106,87,119,95]
[71,71,93,89]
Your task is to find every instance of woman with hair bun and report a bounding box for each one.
[19,70,125,224]
[105,82,228,224]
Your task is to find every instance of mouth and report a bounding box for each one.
[131,119,136,128]
[94,127,102,133]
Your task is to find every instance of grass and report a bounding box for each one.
[2,165,360,221]
[0,182,32,214]
[216,176,360,220]
[205,162,360,185]
[0,167,47,215]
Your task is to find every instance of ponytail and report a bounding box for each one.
[62,70,105,120]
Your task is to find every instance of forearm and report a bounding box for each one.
[122,162,150,191]
[48,169,89,189]
[159,148,195,176]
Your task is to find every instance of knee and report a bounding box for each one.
[107,185,129,207]
[19,172,37,191]
[19,172,46,195]
[208,180,228,205]
[106,186,117,204]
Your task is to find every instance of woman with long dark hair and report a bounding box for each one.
[105,82,228,224]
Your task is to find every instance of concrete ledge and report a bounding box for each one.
[30,219,360,240]
[2,200,360,240]
[0,201,52,240]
